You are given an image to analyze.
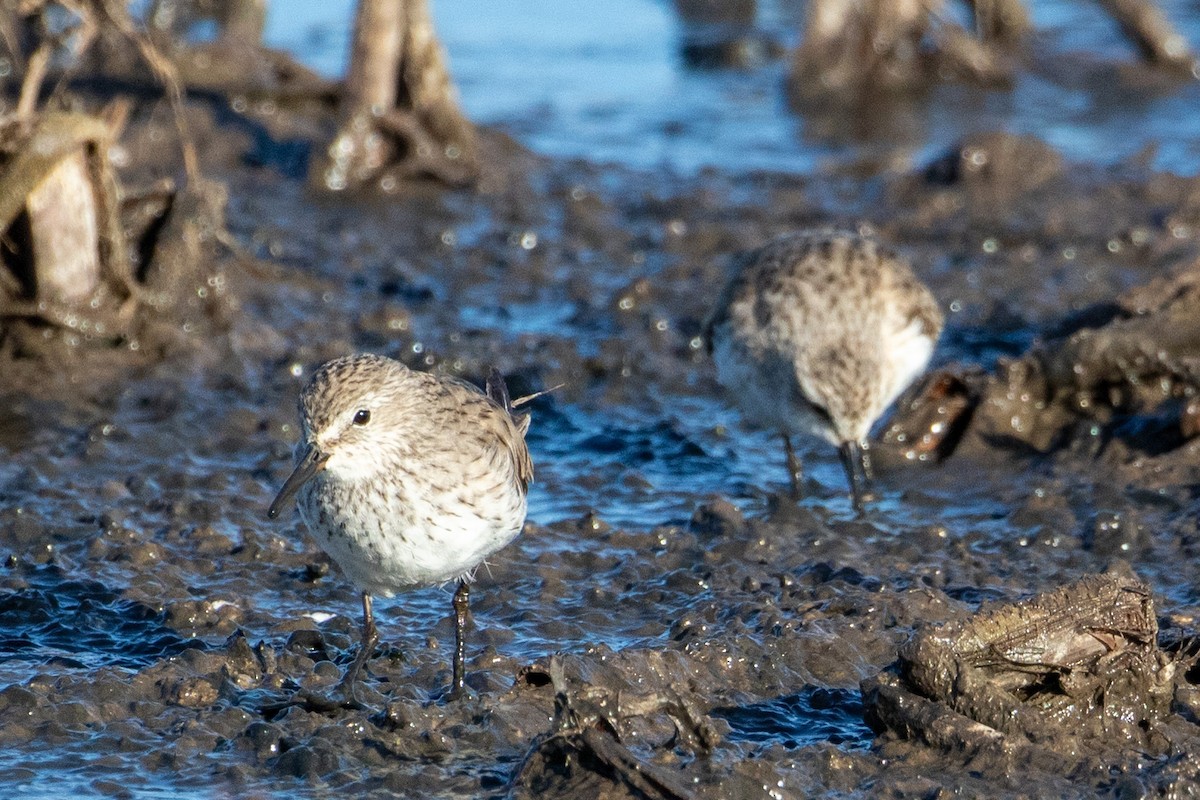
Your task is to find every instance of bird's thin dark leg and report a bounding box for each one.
[449,579,471,700]
[838,439,871,515]
[338,591,378,703]
[782,433,802,499]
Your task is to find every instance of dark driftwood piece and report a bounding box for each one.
[792,0,929,95]
[790,0,1012,98]
[790,0,1195,100]
[0,3,230,351]
[312,0,479,190]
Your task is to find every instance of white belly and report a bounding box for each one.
[298,474,527,596]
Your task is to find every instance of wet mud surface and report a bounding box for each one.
[6,96,1200,798]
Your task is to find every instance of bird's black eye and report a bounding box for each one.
[353,409,371,425]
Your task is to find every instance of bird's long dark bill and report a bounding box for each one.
[838,440,872,515]
[267,444,329,520]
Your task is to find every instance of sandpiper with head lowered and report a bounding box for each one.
[268,353,533,701]
[705,229,943,512]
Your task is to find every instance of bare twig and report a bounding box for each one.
[1095,0,1195,68]
[95,0,199,182]
[15,40,50,118]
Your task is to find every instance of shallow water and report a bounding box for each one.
[267,0,1200,175]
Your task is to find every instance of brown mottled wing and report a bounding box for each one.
[508,425,534,494]
[432,371,535,495]
[879,245,945,340]
[703,248,761,354]
[483,368,534,493]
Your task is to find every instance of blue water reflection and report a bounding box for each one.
[265,0,1200,175]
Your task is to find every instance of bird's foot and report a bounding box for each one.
[332,677,370,711]
[442,683,478,703]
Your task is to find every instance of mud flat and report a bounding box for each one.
[3,88,1200,798]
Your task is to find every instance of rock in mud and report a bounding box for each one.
[863,569,1197,777]
[892,253,1200,459]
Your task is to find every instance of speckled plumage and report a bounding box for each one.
[269,353,532,699]
[705,229,942,507]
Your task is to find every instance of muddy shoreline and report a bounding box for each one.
[3,89,1200,797]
